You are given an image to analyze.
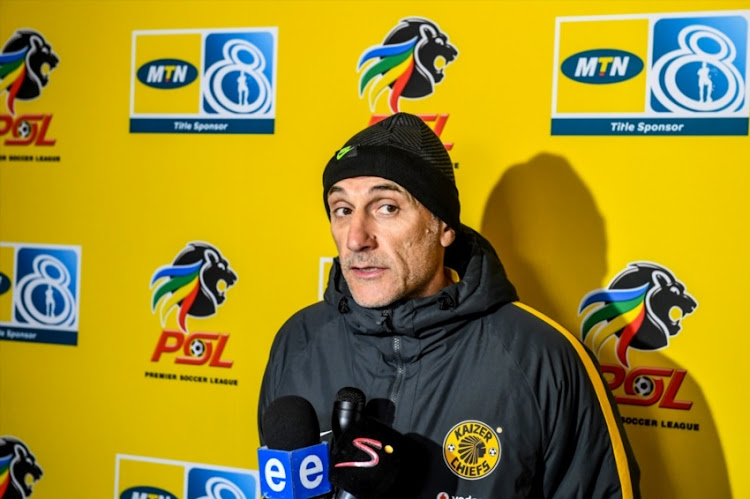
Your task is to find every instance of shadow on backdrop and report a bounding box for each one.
[479,153,730,498]
[480,153,606,329]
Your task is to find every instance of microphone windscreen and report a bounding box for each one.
[262,395,320,451]
[329,417,426,499]
[335,387,366,405]
[332,387,366,440]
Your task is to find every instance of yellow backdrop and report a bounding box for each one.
[1,1,748,498]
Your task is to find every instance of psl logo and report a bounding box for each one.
[358,18,458,113]
[579,262,697,368]
[0,29,58,146]
[150,242,238,367]
[649,16,747,114]
[0,437,43,499]
[579,262,697,410]
[0,30,58,114]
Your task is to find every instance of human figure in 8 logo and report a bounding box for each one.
[697,61,713,103]
[15,254,75,327]
[237,71,249,106]
[650,23,745,113]
[45,284,55,318]
[203,39,272,115]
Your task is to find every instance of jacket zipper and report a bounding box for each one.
[381,310,405,406]
[390,336,405,405]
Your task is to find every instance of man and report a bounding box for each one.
[259,113,640,498]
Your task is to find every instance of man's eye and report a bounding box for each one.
[378,204,399,215]
[332,206,351,217]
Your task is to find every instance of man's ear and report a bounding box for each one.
[440,223,456,248]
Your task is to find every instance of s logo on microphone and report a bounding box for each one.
[333,438,390,468]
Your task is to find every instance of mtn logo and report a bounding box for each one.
[561,49,643,84]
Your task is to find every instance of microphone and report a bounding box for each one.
[258,395,332,499]
[329,417,426,499]
[332,387,366,441]
[331,387,366,499]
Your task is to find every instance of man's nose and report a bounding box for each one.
[346,212,376,252]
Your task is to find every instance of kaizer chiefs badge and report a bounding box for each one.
[443,420,500,480]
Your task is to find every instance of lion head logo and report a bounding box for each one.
[579,262,697,367]
[0,30,59,115]
[150,242,238,333]
[0,437,43,499]
[358,17,458,113]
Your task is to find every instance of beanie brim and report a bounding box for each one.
[323,144,460,230]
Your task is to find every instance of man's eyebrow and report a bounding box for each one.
[327,182,406,198]
[327,185,345,197]
[369,183,405,195]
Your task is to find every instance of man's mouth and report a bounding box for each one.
[349,266,385,278]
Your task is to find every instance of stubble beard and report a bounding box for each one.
[341,231,444,309]
[341,254,400,308]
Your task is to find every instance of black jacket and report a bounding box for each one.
[259,226,640,498]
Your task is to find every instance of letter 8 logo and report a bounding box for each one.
[649,15,748,114]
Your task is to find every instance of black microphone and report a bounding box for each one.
[329,417,426,499]
[331,387,366,499]
[259,395,332,499]
[262,395,321,450]
[332,387,366,441]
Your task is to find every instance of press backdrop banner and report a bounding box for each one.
[0,1,748,498]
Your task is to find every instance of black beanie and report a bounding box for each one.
[323,113,460,229]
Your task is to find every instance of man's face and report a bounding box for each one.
[327,176,456,308]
